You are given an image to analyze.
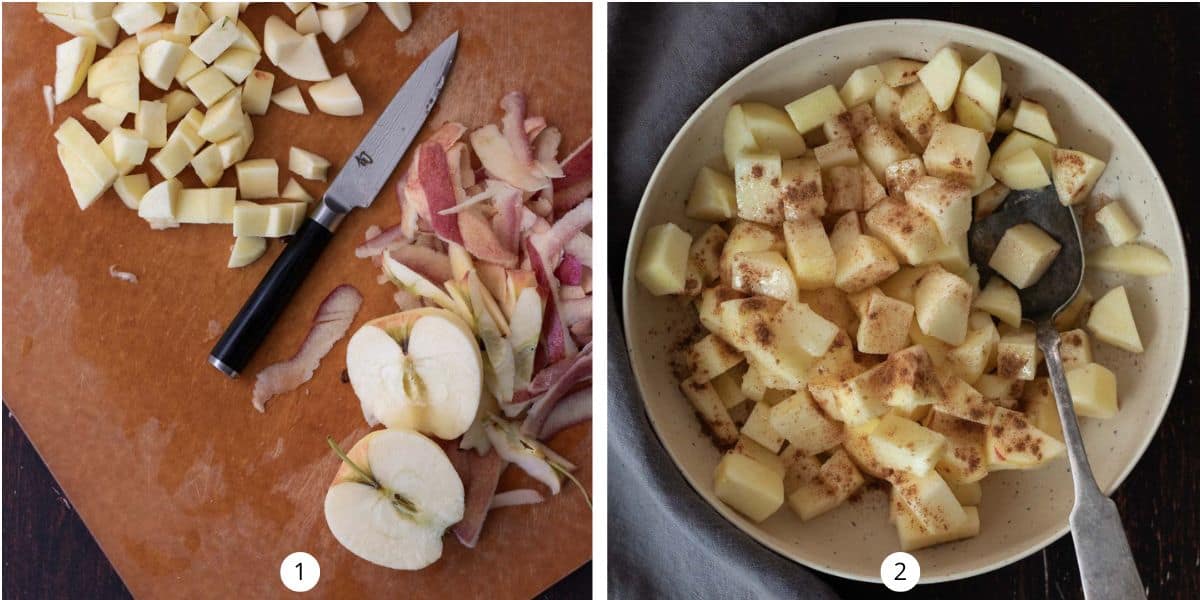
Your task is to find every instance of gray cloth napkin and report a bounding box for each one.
[606,4,842,598]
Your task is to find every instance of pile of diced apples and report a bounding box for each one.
[636,46,1172,551]
[42,2,411,268]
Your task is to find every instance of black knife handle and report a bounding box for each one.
[209,218,334,377]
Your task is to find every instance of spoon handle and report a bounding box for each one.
[1037,321,1146,600]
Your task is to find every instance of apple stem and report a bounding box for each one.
[326,436,379,489]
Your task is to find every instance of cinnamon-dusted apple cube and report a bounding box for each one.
[720,221,783,281]
[681,376,740,447]
[846,346,943,419]
[772,301,841,357]
[770,390,844,455]
[806,331,863,384]
[873,85,905,132]
[739,361,768,402]
[976,374,1023,410]
[734,151,784,224]
[838,418,888,478]
[1086,286,1143,353]
[986,406,1066,470]
[1058,329,1093,371]
[997,326,1038,381]
[689,225,728,284]
[1020,378,1063,441]
[885,157,927,197]
[988,223,1062,289]
[822,111,854,142]
[741,401,785,453]
[917,47,964,111]
[953,94,996,140]
[1051,149,1106,206]
[636,222,692,295]
[946,320,999,385]
[839,64,885,107]
[905,175,972,241]
[992,147,1050,190]
[730,251,798,301]
[1066,363,1118,419]
[851,287,915,355]
[723,103,759,168]
[958,52,1003,121]
[860,164,888,210]
[780,446,823,491]
[893,496,980,551]
[929,233,971,275]
[814,137,859,170]
[898,82,941,149]
[718,296,783,352]
[923,122,990,191]
[780,157,826,218]
[740,102,808,159]
[924,411,988,484]
[825,165,863,213]
[1011,99,1058,144]
[869,414,947,476]
[974,277,1022,327]
[714,451,785,522]
[1054,283,1093,330]
[992,130,1055,172]
[796,288,859,334]
[935,374,995,425]
[914,266,973,345]
[838,371,891,427]
[788,449,865,521]
[856,122,914,181]
[880,58,925,87]
[688,334,745,384]
[686,166,737,222]
[1094,201,1139,245]
[697,285,745,335]
[782,217,836,290]
[828,211,862,254]
[712,369,748,409]
[864,197,940,265]
[785,84,847,134]
[878,266,928,305]
[834,234,900,293]
[887,469,968,534]
[732,436,786,478]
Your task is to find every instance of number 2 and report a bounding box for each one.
[296,562,303,580]
[894,562,906,580]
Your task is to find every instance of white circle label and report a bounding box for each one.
[881,551,920,592]
[280,551,320,592]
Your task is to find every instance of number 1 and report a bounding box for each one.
[296,562,303,580]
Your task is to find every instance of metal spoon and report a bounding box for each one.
[969,186,1145,600]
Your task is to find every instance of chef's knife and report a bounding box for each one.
[209,31,460,378]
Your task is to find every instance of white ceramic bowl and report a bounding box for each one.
[621,19,1190,583]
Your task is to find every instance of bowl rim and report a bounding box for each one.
[620,17,1191,584]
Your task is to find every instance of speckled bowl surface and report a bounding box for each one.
[621,19,1190,583]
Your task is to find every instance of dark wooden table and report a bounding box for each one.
[609,4,1198,599]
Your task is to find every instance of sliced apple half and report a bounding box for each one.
[346,308,483,439]
[324,430,465,571]
[308,73,363,116]
[54,36,97,104]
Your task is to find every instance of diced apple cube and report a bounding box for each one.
[785,85,847,134]
[723,104,758,168]
[720,221,783,282]
[769,390,843,454]
[1020,378,1063,441]
[1011,99,1057,144]
[1051,149,1106,206]
[873,85,904,132]
[734,151,784,224]
[988,223,1061,289]
[879,58,924,87]
[788,449,864,521]
[235,158,279,199]
[923,122,990,190]
[974,181,1010,221]
[856,122,914,182]
[825,165,862,213]
[863,198,940,266]
[134,100,167,148]
[878,266,927,305]
[987,406,1066,470]
[992,147,1051,190]
[947,480,982,507]
[914,266,973,345]
[869,414,946,476]
[113,173,149,209]
[772,301,840,357]
[813,137,859,170]
[779,157,826,219]
[686,166,736,221]
[828,211,861,254]
[1088,244,1171,279]
[904,175,971,242]
[781,217,835,290]
[888,469,968,533]
[929,233,970,274]
[946,321,998,385]
[740,102,807,158]
[1066,363,1118,419]
[997,326,1038,381]
[974,277,1021,327]
[917,47,963,111]
[893,497,980,551]
[689,225,727,284]
[1086,286,1143,353]
[137,176,181,229]
[681,376,739,447]
[924,411,987,484]
[796,288,859,336]
[636,222,692,296]
[860,164,888,210]
[834,235,900,293]
[112,2,166,35]
[741,401,785,453]
[935,374,995,425]
[713,368,748,409]
[730,251,798,301]
[739,360,769,402]
[186,66,235,107]
[1094,201,1139,246]
[897,82,941,149]
[1058,329,1093,371]
[714,451,785,522]
[852,288,914,355]
[839,64,885,107]
[732,436,785,478]
[688,334,744,384]
[976,374,1023,410]
[884,157,926,197]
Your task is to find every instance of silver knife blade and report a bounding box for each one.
[323,31,459,213]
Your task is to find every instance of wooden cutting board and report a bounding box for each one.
[2,3,592,598]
